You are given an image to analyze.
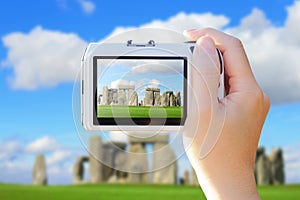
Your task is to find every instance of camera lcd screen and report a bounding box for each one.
[93,56,187,126]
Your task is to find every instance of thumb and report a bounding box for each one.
[190,36,220,111]
[183,36,220,139]
[183,36,226,159]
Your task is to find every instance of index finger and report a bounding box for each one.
[184,28,260,93]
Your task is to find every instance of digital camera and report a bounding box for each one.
[81,40,225,132]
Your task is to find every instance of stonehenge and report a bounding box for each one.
[255,147,285,185]
[89,135,103,183]
[32,154,47,185]
[68,133,285,186]
[100,85,181,107]
[73,156,89,184]
[72,134,178,185]
[127,143,149,183]
[101,85,138,106]
[269,148,285,184]
[152,141,177,184]
[160,91,181,107]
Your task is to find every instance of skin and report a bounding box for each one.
[182,28,270,200]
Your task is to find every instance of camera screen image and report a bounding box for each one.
[93,56,187,126]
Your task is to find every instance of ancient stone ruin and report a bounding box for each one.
[102,85,138,106]
[32,154,47,185]
[255,147,285,185]
[73,134,177,185]
[73,156,89,184]
[180,147,285,186]
[100,85,181,107]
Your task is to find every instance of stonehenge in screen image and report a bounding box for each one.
[99,85,181,107]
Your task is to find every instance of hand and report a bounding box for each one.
[183,28,270,200]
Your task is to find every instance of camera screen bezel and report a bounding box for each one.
[92,55,188,126]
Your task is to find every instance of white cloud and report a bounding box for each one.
[2,26,87,90]
[25,135,61,153]
[2,1,300,104]
[79,0,95,14]
[103,12,229,44]
[147,79,161,88]
[47,149,72,165]
[110,79,135,89]
[224,2,300,103]
[0,136,83,185]
[0,140,22,160]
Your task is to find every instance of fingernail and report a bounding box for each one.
[183,29,196,37]
[196,36,215,55]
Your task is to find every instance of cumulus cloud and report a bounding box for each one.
[0,136,81,184]
[0,140,22,161]
[47,149,72,165]
[25,135,61,153]
[147,79,161,88]
[78,0,95,14]
[110,79,135,89]
[2,1,300,104]
[2,26,86,90]
[225,3,300,104]
[106,12,229,41]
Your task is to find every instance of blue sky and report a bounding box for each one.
[0,0,300,184]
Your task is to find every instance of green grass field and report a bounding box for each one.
[0,184,299,200]
[97,106,183,118]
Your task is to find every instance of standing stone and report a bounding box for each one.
[269,148,284,184]
[102,143,114,182]
[32,154,47,185]
[107,88,113,105]
[114,151,128,180]
[153,89,161,106]
[256,154,271,185]
[89,135,103,183]
[161,92,169,106]
[127,143,149,183]
[144,88,154,106]
[111,89,118,105]
[102,86,108,105]
[128,88,134,103]
[169,93,176,107]
[128,91,138,106]
[152,141,177,184]
[191,168,199,186]
[175,92,181,106]
[255,147,265,182]
[73,156,89,184]
[118,89,126,105]
[183,170,190,185]
[98,94,102,105]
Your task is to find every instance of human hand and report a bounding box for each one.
[182,28,270,200]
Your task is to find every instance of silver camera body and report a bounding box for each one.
[81,40,224,133]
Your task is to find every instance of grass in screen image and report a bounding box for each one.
[97,105,183,118]
[1,184,300,200]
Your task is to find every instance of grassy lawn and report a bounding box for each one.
[0,184,299,200]
[97,106,183,118]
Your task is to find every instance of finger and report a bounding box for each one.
[191,35,221,108]
[183,36,220,140]
[184,28,260,93]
